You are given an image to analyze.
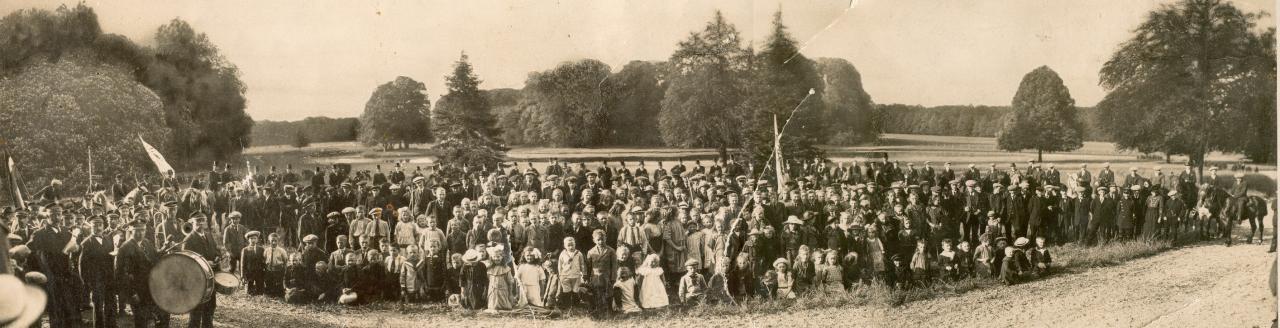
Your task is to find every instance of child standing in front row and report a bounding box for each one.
[636,254,669,309]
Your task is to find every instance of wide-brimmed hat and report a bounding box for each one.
[784,216,804,225]
[0,274,46,328]
[1014,237,1029,247]
[338,289,358,305]
[462,249,482,263]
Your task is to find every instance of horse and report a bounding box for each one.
[1244,196,1269,244]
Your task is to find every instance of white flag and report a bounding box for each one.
[139,136,174,174]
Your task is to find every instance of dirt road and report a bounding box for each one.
[202,241,1275,327]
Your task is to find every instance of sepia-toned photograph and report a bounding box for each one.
[0,0,1276,327]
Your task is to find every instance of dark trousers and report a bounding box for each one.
[188,292,216,328]
[128,289,170,328]
[265,270,284,297]
[245,270,266,295]
[88,283,117,328]
[962,214,981,244]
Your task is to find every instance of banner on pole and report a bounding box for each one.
[1,149,26,209]
[139,136,175,174]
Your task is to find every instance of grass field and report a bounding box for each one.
[242,134,1273,176]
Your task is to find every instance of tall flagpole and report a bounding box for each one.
[773,115,787,188]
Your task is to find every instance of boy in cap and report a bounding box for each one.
[223,212,247,274]
[678,259,707,306]
[240,230,266,295]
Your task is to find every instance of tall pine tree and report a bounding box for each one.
[432,52,507,169]
[996,66,1083,162]
[737,9,826,173]
[659,11,750,160]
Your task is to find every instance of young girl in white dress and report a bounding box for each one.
[635,253,669,309]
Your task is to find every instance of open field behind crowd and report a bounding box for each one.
[242,134,1273,178]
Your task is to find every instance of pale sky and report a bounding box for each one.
[3,0,1275,121]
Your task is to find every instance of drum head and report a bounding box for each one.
[215,272,240,288]
[150,252,213,314]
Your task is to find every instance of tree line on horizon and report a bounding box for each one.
[0,0,1273,196]
[356,10,880,169]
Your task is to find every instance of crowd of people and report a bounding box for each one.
[1,158,1272,327]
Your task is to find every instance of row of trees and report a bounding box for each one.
[352,0,1277,174]
[252,117,359,147]
[360,10,880,170]
[0,4,252,188]
[358,54,506,168]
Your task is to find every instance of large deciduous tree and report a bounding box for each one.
[997,66,1083,161]
[736,10,826,171]
[145,19,254,168]
[432,53,507,169]
[0,54,172,191]
[602,60,667,146]
[520,59,612,147]
[359,76,432,149]
[1098,0,1275,173]
[659,11,750,160]
[816,57,878,145]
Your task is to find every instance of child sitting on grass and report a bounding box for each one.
[678,259,706,306]
[613,266,642,313]
[1028,236,1052,277]
[815,250,844,293]
[999,246,1024,285]
[704,260,735,305]
[938,239,959,281]
[284,253,310,304]
[763,258,796,299]
[792,246,814,294]
[955,240,974,279]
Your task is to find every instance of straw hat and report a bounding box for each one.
[0,275,45,328]
[1014,237,1030,247]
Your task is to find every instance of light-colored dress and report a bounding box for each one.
[486,264,516,312]
[636,266,669,308]
[515,263,546,307]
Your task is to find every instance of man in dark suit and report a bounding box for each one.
[1089,188,1118,245]
[208,162,223,193]
[425,186,451,231]
[183,214,221,328]
[27,203,80,327]
[310,166,326,187]
[79,216,117,328]
[117,217,169,328]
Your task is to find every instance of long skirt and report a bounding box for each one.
[1141,209,1161,238]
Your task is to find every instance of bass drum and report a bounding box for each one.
[149,251,214,314]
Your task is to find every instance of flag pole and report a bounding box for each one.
[773,114,787,188]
